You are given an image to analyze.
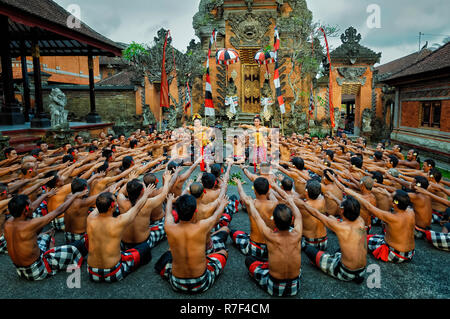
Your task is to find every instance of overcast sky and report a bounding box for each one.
[54,0,450,66]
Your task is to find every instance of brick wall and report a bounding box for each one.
[400,101,420,128]
[399,99,450,132]
[441,99,450,132]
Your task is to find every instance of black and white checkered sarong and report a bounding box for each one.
[121,220,166,251]
[211,199,238,233]
[0,234,7,254]
[206,230,228,255]
[367,234,415,263]
[88,242,152,283]
[246,256,301,297]
[231,230,268,260]
[301,235,328,251]
[155,250,227,293]
[424,230,450,252]
[15,234,82,281]
[64,232,87,244]
[313,251,366,283]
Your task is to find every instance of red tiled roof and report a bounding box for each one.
[385,42,450,81]
[0,0,123,56]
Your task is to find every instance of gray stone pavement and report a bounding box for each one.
[0,166,448,300]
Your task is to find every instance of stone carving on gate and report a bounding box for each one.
[260,79,274,122]
[225,78,239,120]
[336,67,367,86]
[226,11,275,49]
[362,108,373,133]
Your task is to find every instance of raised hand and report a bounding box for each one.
[128,169,139,180]
[163,170,173,183]
[219,194,229,206]
[167,193,175,205]
[428,183,444,192]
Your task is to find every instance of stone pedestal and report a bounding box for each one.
[86,113,102,124]
[43,128,74,149]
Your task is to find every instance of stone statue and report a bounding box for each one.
[48,88,69,129]
[142,105,156,126]
[334,107,344,129]
[362,108,373,133]
[225,78,239,120]
[260,79,274,122]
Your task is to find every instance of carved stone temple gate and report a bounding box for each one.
[318,26,382,136]
[192,0,296,125]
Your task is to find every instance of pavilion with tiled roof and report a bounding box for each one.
[0,0,123,127]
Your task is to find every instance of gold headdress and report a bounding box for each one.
[193,113,202,121]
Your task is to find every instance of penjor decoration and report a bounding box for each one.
[319,27,335,130]
[273,26,285,115]
[204,29,217,117]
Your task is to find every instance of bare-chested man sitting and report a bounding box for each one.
[86,185,154,283]
[347,187,416,263]
[321,169,344,217]
[186,182,233,254]
[243,196,303,296]
[386,174,433,238]
[298,179,328,251]
[118,170,174,250]
[63,177,120,256]
[298,195,367,283]
[231,177,277,260]
[4,191,86,281]
[154,193,229,293]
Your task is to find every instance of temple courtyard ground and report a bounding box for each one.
[0,166,448,300]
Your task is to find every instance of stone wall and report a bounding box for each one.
[42,87,139,124]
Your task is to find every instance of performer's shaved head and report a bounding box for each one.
[190,182,204,199]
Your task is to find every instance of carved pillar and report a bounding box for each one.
[20,42,31,122]
[30,31,50,128]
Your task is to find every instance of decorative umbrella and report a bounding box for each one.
[254,49,276,75]
[216,48,240,83]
